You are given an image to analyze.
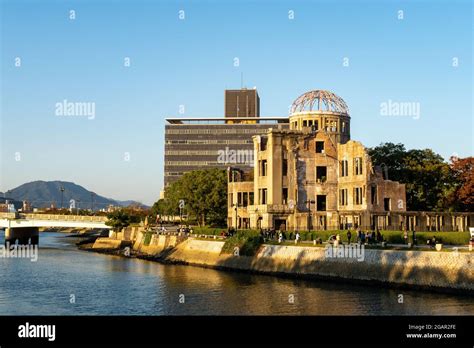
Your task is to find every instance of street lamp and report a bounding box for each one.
[233,203,238,232]
[90,192,95,212]
[305,199,315,234]
[60,186,65,209]
[179,200,185,225]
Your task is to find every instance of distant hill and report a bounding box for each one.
[1,181,148,210]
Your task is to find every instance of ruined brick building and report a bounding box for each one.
[228,90,472,232]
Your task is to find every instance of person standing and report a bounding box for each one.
[295,232,300,244]
[347,230,352,244]
[403,230,408,245]
[376,229,382,243]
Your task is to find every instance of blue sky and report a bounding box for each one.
[1,0,472,205]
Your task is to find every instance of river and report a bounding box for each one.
[0,231,472,315]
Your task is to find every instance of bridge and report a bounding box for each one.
[0,213,110,245]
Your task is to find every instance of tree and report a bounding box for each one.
[367,142,406,183]
[154,169,227,226]
[403,148,451,211]
[448,156,474,211]
[151,199,166,218]
[106,209,132,237]
[368,143,454,211]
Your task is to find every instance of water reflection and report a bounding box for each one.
[0,232,472,315]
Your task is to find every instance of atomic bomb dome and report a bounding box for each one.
[290,90,349,115]
[288,90,350,143]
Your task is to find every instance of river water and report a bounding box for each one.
[0,231,472,315]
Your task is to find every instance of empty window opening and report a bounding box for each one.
[316,166,327,183]
[316,195,326,211]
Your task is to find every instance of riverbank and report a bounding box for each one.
[83,230,474,295]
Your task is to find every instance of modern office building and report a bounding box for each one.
[227,90,473,232]
[164,88,288,187]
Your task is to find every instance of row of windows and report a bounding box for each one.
[165,161,220,166]
[340,157,363,177]
[229,192,255,207]
[165,140,253,145]
[166,150,219,156]
[290,119,348,133]
[166,128,265,135]
[257,159,362,181]
[164,172,184,176]
[339,187,365,206]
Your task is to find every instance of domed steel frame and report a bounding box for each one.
[291,90,349,115]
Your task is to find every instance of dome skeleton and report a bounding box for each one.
[291,90,349,115]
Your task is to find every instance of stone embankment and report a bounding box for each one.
[90,229,473,293]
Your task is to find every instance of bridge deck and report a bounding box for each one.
[0,213,110,229]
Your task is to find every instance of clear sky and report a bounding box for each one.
[1,0,472,205]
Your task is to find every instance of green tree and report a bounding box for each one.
[151,199,166,218]
[106,209,132,237]
[368,143,454,211]
[153,169,227,226]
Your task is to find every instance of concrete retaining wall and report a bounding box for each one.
[93,237,126,250]
[161,240,473,293]
[105,230,473,293]
[132,231,187,255]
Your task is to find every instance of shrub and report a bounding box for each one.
[221,230,262,256]
[143,231,153,246]
[193,226,226,236]
[381,231,470,245]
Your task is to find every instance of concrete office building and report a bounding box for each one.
[164,88,288,187]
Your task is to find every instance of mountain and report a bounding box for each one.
[2,181,148,210]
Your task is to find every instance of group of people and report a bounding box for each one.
[259,228,278,240]
[403,229,418,245]
[258,229,303,244]
[346,228,384,245]
[177,225,193,234]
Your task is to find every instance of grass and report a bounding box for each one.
[193,226,228,236]
[143,231,153,246]
[221,230,263,256]
[193,227,471,246]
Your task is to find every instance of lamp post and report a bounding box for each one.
[60,186,65,210]
[305,199,315,235]
[90,192,95,212]
[178,200,185,226]
[233,203,238,232]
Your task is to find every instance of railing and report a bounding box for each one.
[0,212,18,219]
[19,214,107,222]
